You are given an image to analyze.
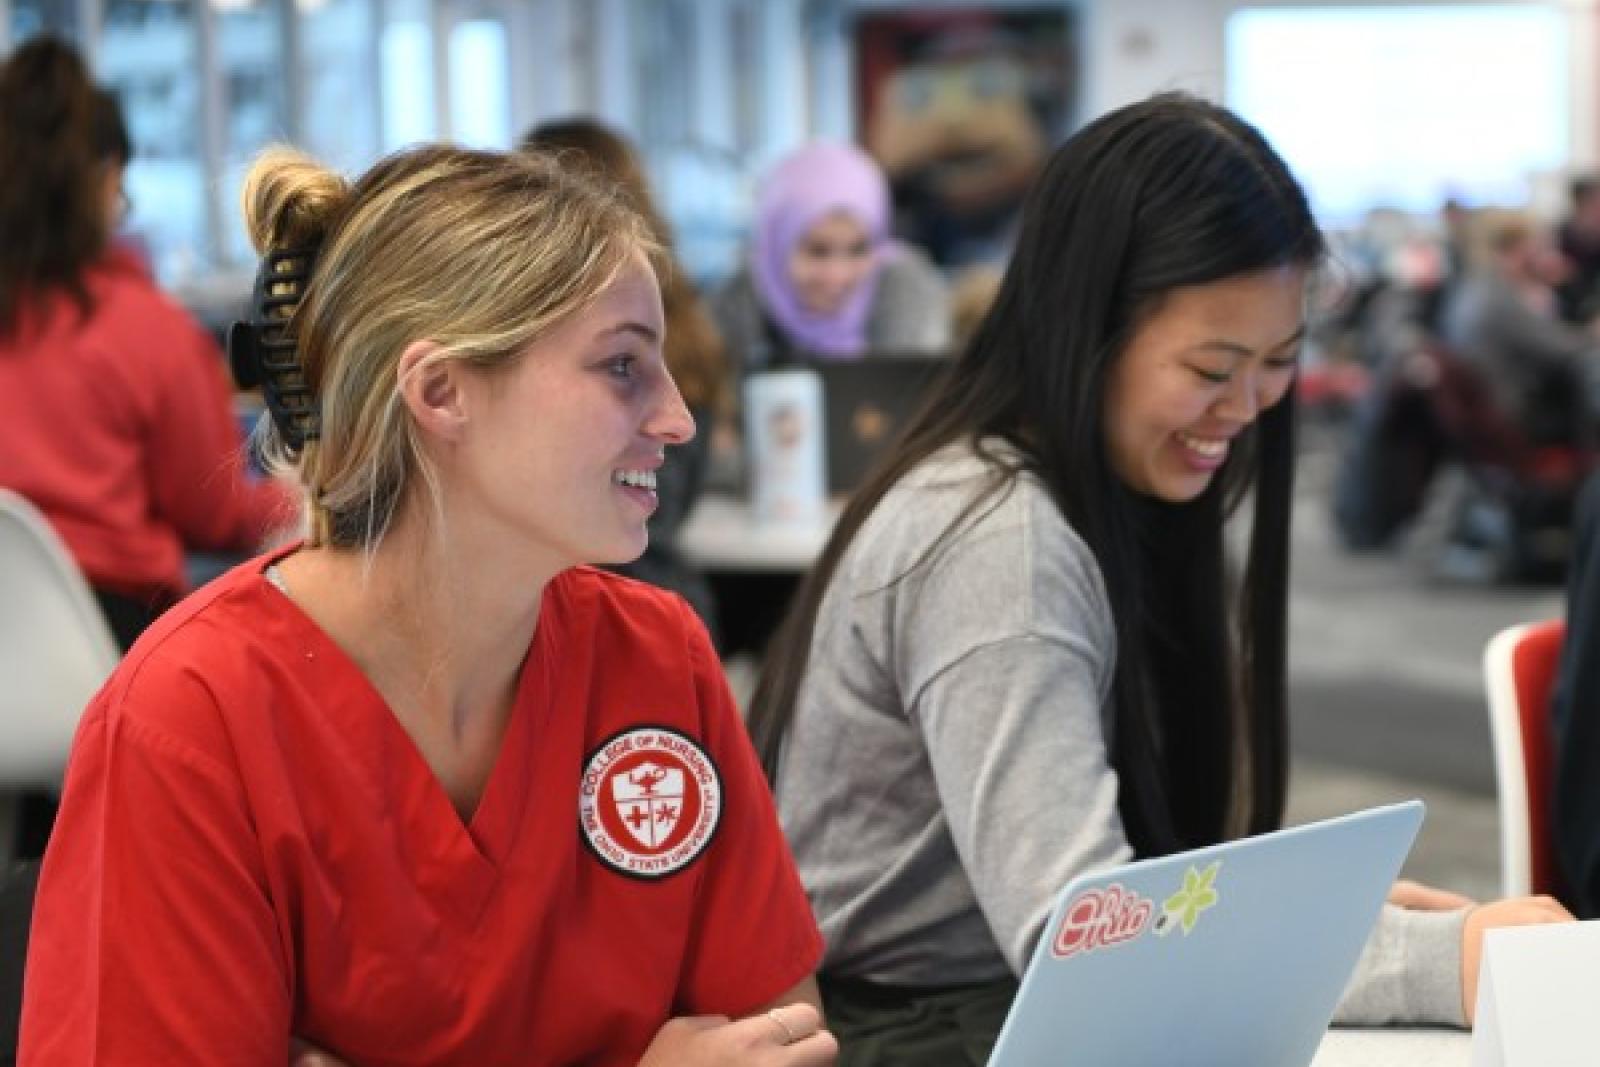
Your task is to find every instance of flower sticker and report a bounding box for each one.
[1156,861,1221,937]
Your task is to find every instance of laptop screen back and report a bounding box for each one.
[988,801,1425,1067]
[812,354,948,496]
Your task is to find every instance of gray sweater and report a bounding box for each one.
[776,441,1466,1026]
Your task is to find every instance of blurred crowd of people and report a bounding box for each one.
[1326,182,1600,581]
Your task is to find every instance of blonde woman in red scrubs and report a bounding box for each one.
[20,144,834,1067]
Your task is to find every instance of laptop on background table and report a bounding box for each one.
[988,801,1425,1067]
[812,353,948,496]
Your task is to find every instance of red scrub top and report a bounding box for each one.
[20,550,822,1065]
[0,245,294,601]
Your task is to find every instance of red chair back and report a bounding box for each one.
[1507,620,1566,897]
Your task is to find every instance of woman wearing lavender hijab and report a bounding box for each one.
[711,142,951,370]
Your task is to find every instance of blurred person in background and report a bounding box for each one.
[1437,197,1473,311]
[1440,210,1596,447]
[523,117,727,642]
[0,37,297,864]
[863,28,1046,272]
[0,37,297,652]
[1557,176,1600,324]
[1551,468,1600,918]
[947,264,1004,352]
[711,141,950,372]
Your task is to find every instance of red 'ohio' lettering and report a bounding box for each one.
[1051,884,1153,958]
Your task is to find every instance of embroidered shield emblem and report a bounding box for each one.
[611,760,686,848]
[579,726,723,879]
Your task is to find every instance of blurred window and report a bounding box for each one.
[215,0,289,266]
[10,0,82,42]
[10,0,806,290]
[99,0,207,284]
[380,0,434,149]
[632,0,692,148]
[728,0,760,157]
[300,0,381,173]
[1227,5,1569,224]
[632,0,769,287]
[448,16,508,148]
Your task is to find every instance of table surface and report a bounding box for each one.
[1313,1027,1469,1065]
[678,493,836,572]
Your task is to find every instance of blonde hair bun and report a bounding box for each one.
[242,146,350,254]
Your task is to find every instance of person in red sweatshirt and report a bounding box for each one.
[0,38,296,650]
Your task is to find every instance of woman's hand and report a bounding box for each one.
[1387,878,1476,911]
[638,1003,837,1066]
[289,1038,350,1066]
[1460,895,1574,1023]
[1386,879,1574,1024]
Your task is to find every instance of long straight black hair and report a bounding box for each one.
[747,93,1325,857]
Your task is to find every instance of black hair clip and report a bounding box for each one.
[228,246,321,450]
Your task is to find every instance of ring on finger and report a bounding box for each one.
[766,1007,799,1044]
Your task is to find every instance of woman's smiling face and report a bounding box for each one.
[447,253,695,568]
[1102,265,1306,503]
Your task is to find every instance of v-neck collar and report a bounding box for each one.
[252,544,558,925]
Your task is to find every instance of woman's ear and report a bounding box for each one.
[396,340,468,443]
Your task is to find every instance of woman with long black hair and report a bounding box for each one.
[748,92,1568,1063]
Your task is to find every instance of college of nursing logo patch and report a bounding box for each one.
[578,725,722,879]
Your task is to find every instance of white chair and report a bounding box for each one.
[0,490,119,862]
[1482,619,1566,899]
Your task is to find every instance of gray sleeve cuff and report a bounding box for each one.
[1333,904,1467,1027]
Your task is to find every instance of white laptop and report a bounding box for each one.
[988,800,1425,1067]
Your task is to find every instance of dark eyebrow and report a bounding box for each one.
[1187,326,1306,359]
[598,321,659,344]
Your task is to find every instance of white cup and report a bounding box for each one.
[744,369,826,527]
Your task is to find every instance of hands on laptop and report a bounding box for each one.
[1385,878,1573,1024]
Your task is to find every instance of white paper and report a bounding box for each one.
[1470,919,1600,1067]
